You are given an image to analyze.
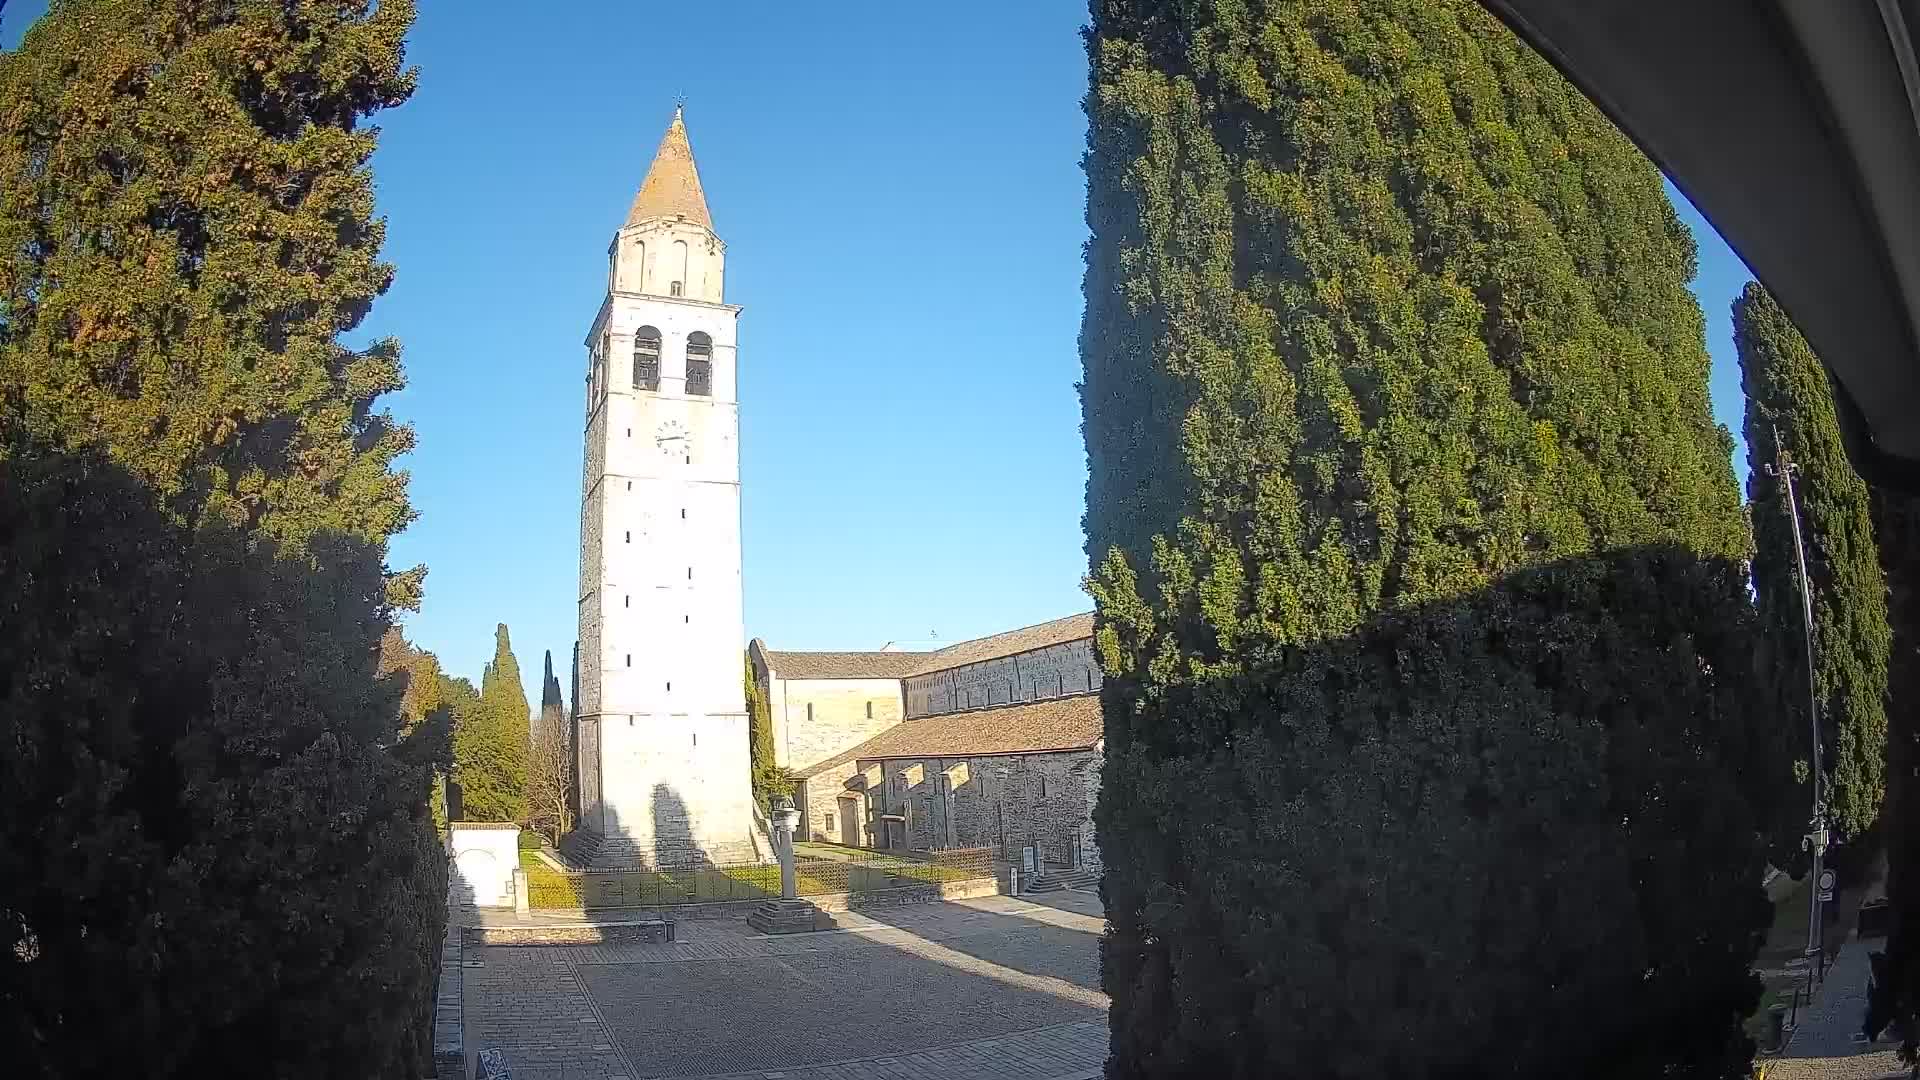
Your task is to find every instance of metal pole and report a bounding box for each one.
[1773,433,1828,987]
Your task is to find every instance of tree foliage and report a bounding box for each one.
[1096,550,1776,1076]
[1079,1,1780,1074]
[538,649,565,746]
[0,1,439,1074]
[0,0,422,594]
[569,641,583,825]
[456,624,529,822]
[1735,282,1889,842]
[526,649,573,844]
[745,652,790,808]
[377,627,452,830]
[0,444,448,1076]
[526,725,574,847]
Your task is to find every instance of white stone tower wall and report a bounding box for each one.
[572,111,756,866]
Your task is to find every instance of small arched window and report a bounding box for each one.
[633,326,661,390]
[685,331,713,396]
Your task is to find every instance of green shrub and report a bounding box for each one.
[1736,282,1890,842]
[1079,1,1784,1075]
[1096,549,1782,1076]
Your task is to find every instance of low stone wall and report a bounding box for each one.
[841,876,999,909]
[480,876,998,944]
[467,918,675,947]
[432,922,463,1079]
[448,822,520,908]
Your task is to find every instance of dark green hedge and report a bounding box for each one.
[1078,0,1785,1075]
[1096,549,1779,1077]
[1736,282,1890,843]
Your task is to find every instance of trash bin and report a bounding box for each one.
[475,1048,511,1080]
[1769,1006,1788,1052]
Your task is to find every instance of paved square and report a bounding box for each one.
[462,892,1110,1080]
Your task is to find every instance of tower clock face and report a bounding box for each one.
[655,420,689,457]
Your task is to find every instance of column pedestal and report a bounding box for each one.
[749,801,823,935]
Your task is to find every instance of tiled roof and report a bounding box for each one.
[908,612,1094,676]
[626,107,712,230]
[760,612,1095,683]
[762,650,928,681]
[795,694,1103,778]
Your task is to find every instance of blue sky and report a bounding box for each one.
[2,2,1759,710]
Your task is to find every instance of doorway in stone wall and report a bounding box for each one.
[838,793,862,847]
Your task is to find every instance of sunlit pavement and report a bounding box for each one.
[1764,940,1907,1080]
[462,892,1109,1080]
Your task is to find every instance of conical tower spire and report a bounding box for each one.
[625,106,712,230]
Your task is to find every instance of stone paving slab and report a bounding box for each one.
[1766,939,1910,1080]
[463,947,636,1080]
[461,893,1108,1080]
[688,1021,1106,1080]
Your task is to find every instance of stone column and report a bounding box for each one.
[748,796,821,935]
[773,798,801,900]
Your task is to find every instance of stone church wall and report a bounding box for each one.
[796,758,863,844]
[844,748,1100,870]
[770,677,904,773]
[903,638,1102,718]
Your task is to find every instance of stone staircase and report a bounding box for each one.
[1024,867,1101,893]
[746,898,824,935]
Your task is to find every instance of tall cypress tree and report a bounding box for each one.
[526,649,572,843]
[1081,1,1781,1074]
[744,651,786,808]
[1735,282,1890,843]
[0,0,422,590]
[464,623,529,822]
[538,649,565,746]
[0,2,439,1071]
[441,674,482,820]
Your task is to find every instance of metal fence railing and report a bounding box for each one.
[523,845,996,911]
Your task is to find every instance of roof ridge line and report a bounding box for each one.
[923,611,1094,654]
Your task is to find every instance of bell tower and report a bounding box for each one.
[571,107,759,867]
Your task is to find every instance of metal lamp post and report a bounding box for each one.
[1768,434,1829,988]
